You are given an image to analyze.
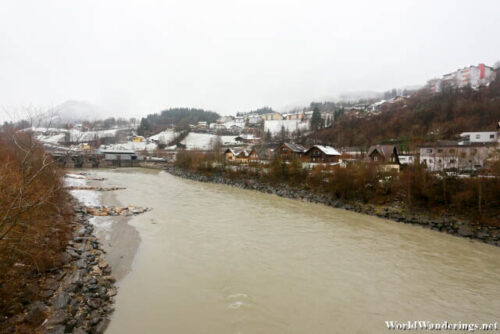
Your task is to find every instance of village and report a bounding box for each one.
[2,2,500,332]
[26,114,500,177]
[20,61,498,176]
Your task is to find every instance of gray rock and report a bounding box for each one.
[25,301,47,325]
[46,309,68,326]
[47,325,65,334]
[89,309,101,325]
[40,289,54,298]
[52,292,70,309]
[75,258,87,269]
[95,318,111,334]
[87,298,101,309]
[457,226,474,237]
[44,278,59,291]
[72,327,86,334]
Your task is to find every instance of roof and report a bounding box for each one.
[100,149,137,154]
[224,148,251,157]
[306,145,340,156]
[283,143,306,153]
[419,141,460,148]
[367,145,398,161]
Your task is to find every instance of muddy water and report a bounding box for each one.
[92,169,500,333]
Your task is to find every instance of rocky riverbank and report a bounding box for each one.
[22,201,117,334]
[165,166,500,247]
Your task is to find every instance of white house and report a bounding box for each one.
[459,132,497,144]
[398,155,415,165]
[419,141,493,172]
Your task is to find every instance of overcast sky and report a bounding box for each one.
[1,0,499,121]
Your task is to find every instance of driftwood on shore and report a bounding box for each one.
[79,205,150,217]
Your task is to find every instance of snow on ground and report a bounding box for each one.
[66,173,86,179]
[64,175,101,206]
[64,173,114,239]
[36,133,66,143]
[99,141,158,152]
[27,127,130,144]
[180,133,238,150]
[148,129,179,144]
[264,119,310,135]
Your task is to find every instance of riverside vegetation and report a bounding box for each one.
[0,128,116,333]
[171,150,500,245]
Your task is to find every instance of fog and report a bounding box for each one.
[1,0,499,120]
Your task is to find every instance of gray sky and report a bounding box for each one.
[1,0,499,121]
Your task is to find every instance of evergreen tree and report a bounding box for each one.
[311,107,322,131]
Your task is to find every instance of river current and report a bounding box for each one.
[87,169,499,333]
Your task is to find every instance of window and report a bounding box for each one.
[475,134,480,139]
[374,156,378,161]
[437,149,443,153]
[450,159,456,163]
[490,134,495,139]
[449,149,455,154]
[427,149,432,153]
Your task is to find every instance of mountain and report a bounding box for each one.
[46,100,105,124]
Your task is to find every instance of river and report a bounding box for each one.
[87,169,500,333]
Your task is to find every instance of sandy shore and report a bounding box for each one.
[83,173,141,282]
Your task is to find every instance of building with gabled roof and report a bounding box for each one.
[366,145,400,172]
[304,145,341,163]
[277,143,306,161]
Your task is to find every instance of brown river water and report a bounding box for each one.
[87,169,500,333]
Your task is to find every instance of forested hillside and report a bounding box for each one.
[138,108,220,136]
[317,69,500,150]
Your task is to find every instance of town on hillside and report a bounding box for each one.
[13,62,498,176]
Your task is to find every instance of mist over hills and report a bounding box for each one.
[46,100,106,124]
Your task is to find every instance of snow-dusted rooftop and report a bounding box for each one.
[310,145,341,156]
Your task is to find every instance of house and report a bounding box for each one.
[196,121,208,129]
[247,148,259,162]
[224,148,255,163]
[398,155,416,165]
[427,63,496,93]
[419,141,493,172]
[132,135,145,143]
[459,132,497,144]
[261,112,283,121]
[366,145,400,172]
[235,134,261,144]
[277,143,306,161]
[99,149,138,167]
[303,145,340,163]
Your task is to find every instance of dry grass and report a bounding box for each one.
[0,128,74,332]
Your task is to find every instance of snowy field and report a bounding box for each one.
[148,129,179,144]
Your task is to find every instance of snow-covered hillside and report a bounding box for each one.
[26,127,130,144]
[148,129,179,144]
